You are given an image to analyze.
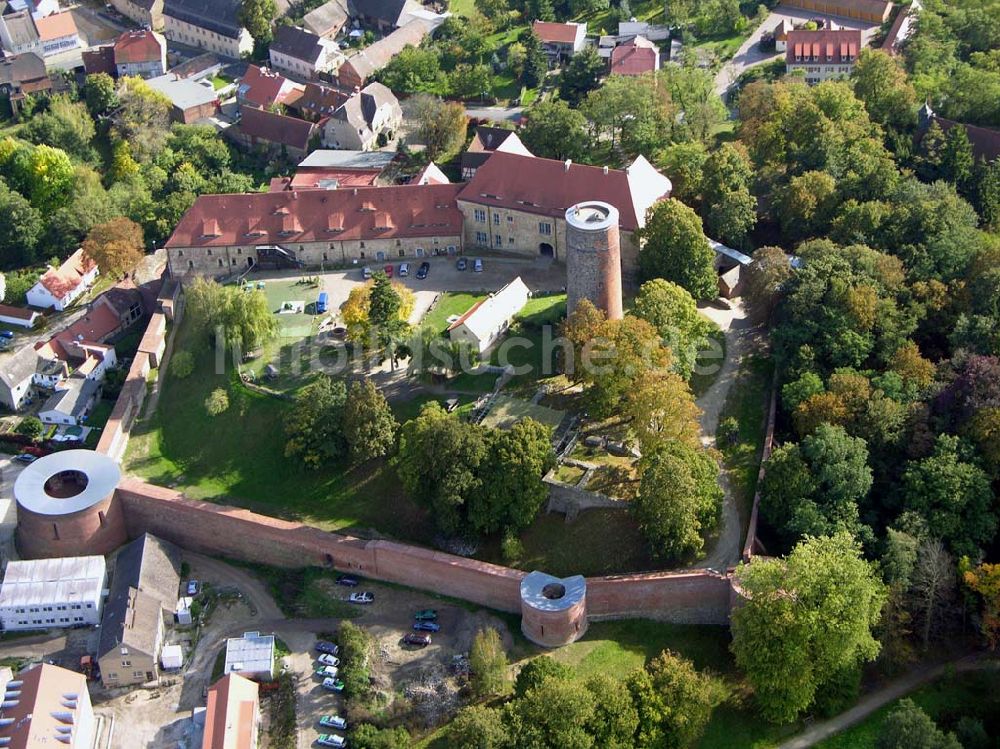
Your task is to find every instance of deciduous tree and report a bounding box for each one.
[0,177,42,266]
[413,95,468,162]
[559,46,604,107]
[638,199,717,300]
[446,705,509,748]
[112,77,172,163]
[82,217,145,277]
[239,0,277,45]
[962,561,1000,650]
[283,375,348,468]
[520,99,588,161]
[632,279,714,379]
[876,699,962,749]
[514,656,573,698]
[469,627,508,698]
[700,143,757,247]
[343,380,397,464]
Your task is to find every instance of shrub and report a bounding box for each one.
[171,350,194,378]
[501,529,524,563]
[15,416,43,441]
[339,621,375,704]
[204,388,229,416]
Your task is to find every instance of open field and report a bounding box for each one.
[480,395,565,430]
[420,292,488,335]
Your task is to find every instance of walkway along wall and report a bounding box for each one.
[740,368,780,562]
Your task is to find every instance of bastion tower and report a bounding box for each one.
[564,201,624,320]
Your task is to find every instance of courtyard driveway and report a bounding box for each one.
[714,4,881,97]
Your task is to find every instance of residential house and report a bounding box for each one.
[448,276,529,353]
[0,556,106,631]
[26,248,99,312]
[147,72,221,123]
[456,151,672,272]
[223,631,275,681]
[609,35,659,76]
[38,375,100,426]
[0,51,51,114]
[336,18,434,89]
[303,0,348,38]
[918,102,1000,164]
[460,126,533,180]
[412,161,449,185]
[0,8,40,55]
[291,81,348,122]
[1,0,59,20]
[266,148,393,190]
[98,533,181,689]
[231,105,319,158]
[34,10,78,57]
[785,28,861,83]
[352,0,423,31]
[114,29,167,79]
[164,182,465,275]
[0,345,41,410]
[202,674,261,749]
[323,81,401,151]
[109,0,165,31]
[0,303,41,329]
[268,24,343,79]
[772,18,792,51]
[531,20,586,62]
[236,64,304,110]
[0,664,96,749]
[782,0,891,23]
[82,45,117,76]
[162,0,252,58]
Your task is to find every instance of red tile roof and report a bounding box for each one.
[114,29,163,64]
[929,116,1000,164]
[532,20,584,44]
[786,29,861,64]
[165,183,465,249]
[238,64,301,108]
[53,301,121,346]
[457,152,650,231]
[82,46,116,76]
[35,11,78,42]
[610,38,658,76]
[238,106,316,150]
[39,248,96,301]
[203,674,259,749]
[0,304,38,320]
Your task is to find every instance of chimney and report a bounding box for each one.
[291,191,298,200]
[603,165,609,175]
[564,159,572,172]
[353,188,358,195]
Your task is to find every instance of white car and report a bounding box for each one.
[317,654,340,667]
[349,591,374,604]
[316,734,347,747]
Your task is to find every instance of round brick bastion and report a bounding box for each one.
[15,449,127,559]
[520,570,588,647]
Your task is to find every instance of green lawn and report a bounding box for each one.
[84,399,115,448]
[232,562,360,619]
[690,325,727,398]
[447,0,476,17]
[480,395,564,430]
[815,669,1000,749]
[123,320,436,543]
[421,292,487,336]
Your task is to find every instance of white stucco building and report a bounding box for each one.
[448,277,530,353]
[0,556,106,631]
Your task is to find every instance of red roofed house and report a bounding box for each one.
[26,248,99,311]
[785,28,861,84]
[165,183,466,275]
[202,673,260,749]
[236,64,304,109]
[0,304,41,329]
[610,35,659,76]
[0,663,96,749]
[230,105,319,159]
[114,29,167,79]
[532,20,586,61]
[34,11,80,57]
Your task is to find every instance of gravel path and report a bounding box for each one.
[692,298,756,571]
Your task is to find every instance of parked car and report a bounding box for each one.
[403,633,431,647]
[50,433,81,443]
[319,715,347,730]
[14,454,37,464]
[362,266,372,279]
[413,609,437,621]
[335,574,359,587]
[315,640,339,655]
[317,654,340,667]
[416,261,430,279]
[413,621,441,632]
[349,591,374,604]
[456,257,468,271]
[473,258,483,272]
[186,580,200,596]
[322,677,345,692]
[0,331,13,339]
[399,262,409,277]
[316,733,347,747]
[315,665,339,678]
[383,264,393,278]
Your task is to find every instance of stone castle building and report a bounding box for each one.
[164,152,673,289]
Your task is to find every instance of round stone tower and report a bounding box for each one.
[15,449,126,559]
[520,570,588,647]
[565,201,624,321]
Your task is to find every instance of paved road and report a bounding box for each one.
[692,298,759,571]
[0,455,27,564]
[777,655,1000,749]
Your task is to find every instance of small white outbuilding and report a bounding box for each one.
[448,277,530,354]
[161,644,183,670]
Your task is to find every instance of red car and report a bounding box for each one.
[383,264,393,278]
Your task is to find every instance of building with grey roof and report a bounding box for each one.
[0,8,40,56]
[0,556,106,630]
[162,0,252,58]
[336,18,436,88]
[146,73,221,123]
[98,533,181,688]
[223,631,275,681]
[0,344,42,411]
[303,0,348,38]
[298,149,396,170]
[323,81,401,151]
[38,375,100,426]
[268,24,343,78]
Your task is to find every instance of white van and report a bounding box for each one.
[399,262,409,277]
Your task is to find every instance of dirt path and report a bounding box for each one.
[693,299,756,570]
[776,655,1000,749]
